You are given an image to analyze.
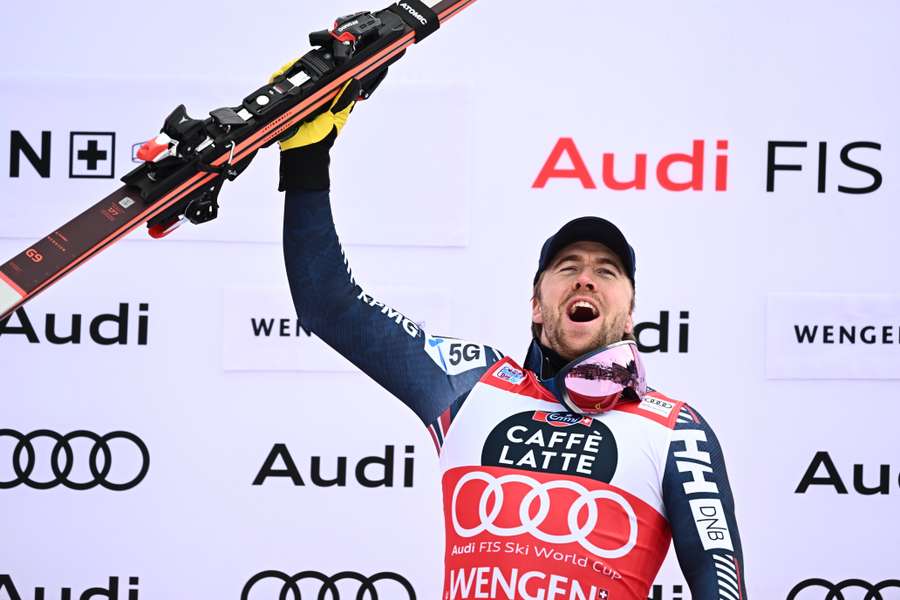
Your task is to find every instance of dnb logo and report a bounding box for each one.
[787,579,900,600]
[0,429,149,491]
[241,571,415,600]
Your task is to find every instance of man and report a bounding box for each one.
[279,79,747,599]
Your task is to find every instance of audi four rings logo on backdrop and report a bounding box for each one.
[451,471,638,559]
[787,578,900,600]
[0,430,149,491]
[241,571,415,600]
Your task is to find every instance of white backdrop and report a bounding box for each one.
[1,1,899,599]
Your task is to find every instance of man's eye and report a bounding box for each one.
[560,266,576,272]
[598,268,616,277]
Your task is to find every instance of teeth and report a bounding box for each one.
[569,301,598,316]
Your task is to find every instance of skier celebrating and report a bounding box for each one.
[278,78,747,600]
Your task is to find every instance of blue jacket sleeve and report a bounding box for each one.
[662,404,748,599]
[282,188,503,426]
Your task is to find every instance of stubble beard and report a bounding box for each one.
[541,306,630,361]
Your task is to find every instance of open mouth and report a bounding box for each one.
[567,299,600,323]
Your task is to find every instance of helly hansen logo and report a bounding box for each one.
[670,429,734,552]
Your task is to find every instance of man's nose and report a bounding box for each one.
[574,271,596,291]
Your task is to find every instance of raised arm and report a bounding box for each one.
[662,404,748,599]
[279,80,503,427]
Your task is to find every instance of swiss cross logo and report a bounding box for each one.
[68,132,116,179]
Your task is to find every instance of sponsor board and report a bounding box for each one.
[223,286,451,372]
[766,293,900,379]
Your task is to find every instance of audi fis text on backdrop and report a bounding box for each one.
[2,130,884,195]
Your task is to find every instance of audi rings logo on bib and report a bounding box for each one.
[241,570,415,600]
[451,471,637,559]
[787,578,900,600]
[0,429,149,491]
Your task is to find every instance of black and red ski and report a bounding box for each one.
[0,0,476,321]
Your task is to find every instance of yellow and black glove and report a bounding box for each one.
[273,66,361,192]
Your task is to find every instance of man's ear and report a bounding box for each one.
[531,296,543,325]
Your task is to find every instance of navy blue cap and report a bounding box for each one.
[534,217,636,285]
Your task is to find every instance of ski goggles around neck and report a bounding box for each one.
[554,340,647,415]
